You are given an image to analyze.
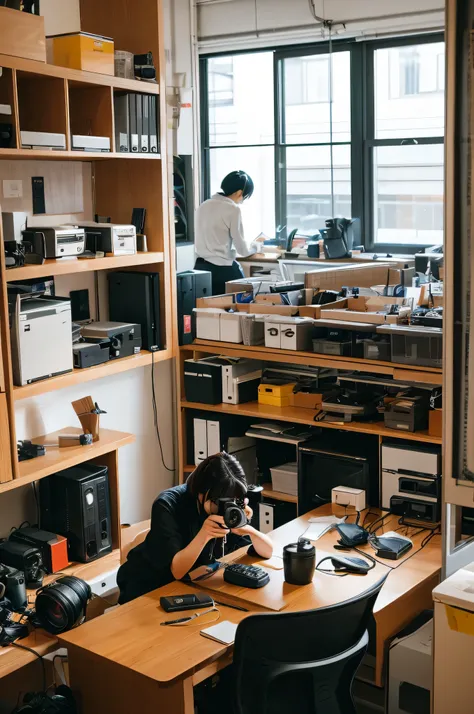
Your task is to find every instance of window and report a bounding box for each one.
[201,34,445,251]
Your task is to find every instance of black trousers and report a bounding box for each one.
[194,258,244,296]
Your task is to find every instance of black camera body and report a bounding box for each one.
[0,540,44,588]
[217,498,248,530]
[0,563,27,612]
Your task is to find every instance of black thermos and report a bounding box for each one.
[283,538,316,585]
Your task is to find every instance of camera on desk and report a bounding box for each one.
[217,498,248,530]
[0,563,28,612]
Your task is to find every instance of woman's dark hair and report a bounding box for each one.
[220,171,254,200]
[187,452,247,502]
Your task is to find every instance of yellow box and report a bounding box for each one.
[50,32,114,75]
[258,383,297,408]
[445,604,474,636]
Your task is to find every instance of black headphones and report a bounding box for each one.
[35,576,91,635]
[14,686,77,714]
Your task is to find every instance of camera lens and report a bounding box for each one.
[224,506,245,530]
[37,598,68,631]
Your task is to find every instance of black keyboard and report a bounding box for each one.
[223,563,270,589]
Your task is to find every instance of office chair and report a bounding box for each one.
[232,575,387,714]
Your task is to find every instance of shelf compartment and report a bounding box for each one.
[0,427,134,494]
[261,484,298,504]
[0,67,18,149]
[0,52,159,94]
[181,400,442,445]
[68,81,114,152]
[13,348,172,402]
[5,250,164,281]
[182,341,443,386]
[16,71,68,149]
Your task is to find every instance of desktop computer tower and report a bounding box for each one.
[108,271,161,351]
[177,270,212,345]
[39,463,112,563]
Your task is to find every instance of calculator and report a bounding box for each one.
[223,563,270,589]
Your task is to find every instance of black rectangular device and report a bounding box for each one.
[160,593,214,612]
[389,496,441,524]
[39,463,112,563]
[108,271,161,351]
[177,270,212,345]
[298,437,376,515]
[183,357,224,404]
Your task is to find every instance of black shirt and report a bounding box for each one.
[117,483,251,604]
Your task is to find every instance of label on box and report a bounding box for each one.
[184,315,192,334]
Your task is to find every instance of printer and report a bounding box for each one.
[10,295,73,386]
[21,226,85,259]
[77,222,137,255]
[80,322,142,359]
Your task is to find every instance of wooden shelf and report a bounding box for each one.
[6,251,164,282]
[13,348,171,401]
[182,341,443,386]
[261,484,298,504]
[181,400,442,445]
[0,148,161,161]
[183,464,195,473]
[0,427,135,494]
[0,52,159,94]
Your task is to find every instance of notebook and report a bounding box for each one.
[200,621,238,645]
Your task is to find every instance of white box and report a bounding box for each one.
[207,420,221,457]
[381,443,441,477]
[331,485,366,511]
[72,134,111,152]
[194,418,208,464]
[264,316,313,350]
[21,130,66,149]
[220,311,243,343]
[194,308,222,341]
[388,619,432,714]
[270,462,298,496]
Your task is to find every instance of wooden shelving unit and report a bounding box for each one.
[261,484,298,504]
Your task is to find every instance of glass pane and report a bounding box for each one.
[375,42,445,139]
[373,144,444,245]
[283,52,351,143]
[209,146,275,238]
[286,145,352,233]
[207,53,274,147]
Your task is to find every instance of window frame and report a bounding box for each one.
[200,31,444,254]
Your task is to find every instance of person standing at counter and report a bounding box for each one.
[194,170,262,295]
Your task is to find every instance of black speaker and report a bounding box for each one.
[39,464,112,563]
[177,270,212,345]
[108,271,161,351]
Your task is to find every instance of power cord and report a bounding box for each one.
[3,641,46,692]
[151,349,174,473]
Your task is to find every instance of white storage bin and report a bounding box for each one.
[264,316,313,351]
[270,462,298,496]
[194,308,223,341]
[220,311,243,343]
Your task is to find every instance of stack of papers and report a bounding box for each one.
[304,515,346,541]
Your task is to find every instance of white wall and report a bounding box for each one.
[198,0,445,50]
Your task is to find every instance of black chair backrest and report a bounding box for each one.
[233,575,387,713]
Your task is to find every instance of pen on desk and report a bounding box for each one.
[161,616,192,626]
[215,601,249,613]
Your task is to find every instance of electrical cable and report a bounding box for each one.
[315,556,350,577]
[7,642,46,692]
[151,349,174,473]
[307,0,327,24]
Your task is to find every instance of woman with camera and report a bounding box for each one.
[117,452,273,604]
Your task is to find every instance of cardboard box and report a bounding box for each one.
[289,391,323,410]
[299,298,347,319]
[49,32,114,75]
[320,295,411,325]
[0,7,46,62]
[429,409,442,438]
[305,263,391,290]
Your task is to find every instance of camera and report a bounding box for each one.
[0,540,45,588]
[217,498,248,530]
[0,563,27,612]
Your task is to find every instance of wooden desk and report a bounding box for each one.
[58,506,441,712]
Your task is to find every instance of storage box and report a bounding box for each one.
[299,298,347,319]
[220,311,243,343]
[321,295,411,325]
[384,397,429,433]
[377,325,443,368]
[313,338,352,356]
[270,462,298,496]
[304,263,391,291]
[258,383,297,407]
[264,317,313,351]
[183,358,223,404]
[429,409,443,438]
[362,338,391,362]
[240,314,265,346]
[194,308,222,341]
[0,7,46,62]
[49,32,114,75]
[289,391,323,410]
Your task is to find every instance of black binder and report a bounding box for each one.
[129,94,139,152]
[141,94,149,152]
[149,95,159,153]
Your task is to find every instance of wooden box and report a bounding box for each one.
[429,409,442,438]
[0,7,46,62]
[289,391,323,410]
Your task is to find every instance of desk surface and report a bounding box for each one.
[59,506,441,687]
